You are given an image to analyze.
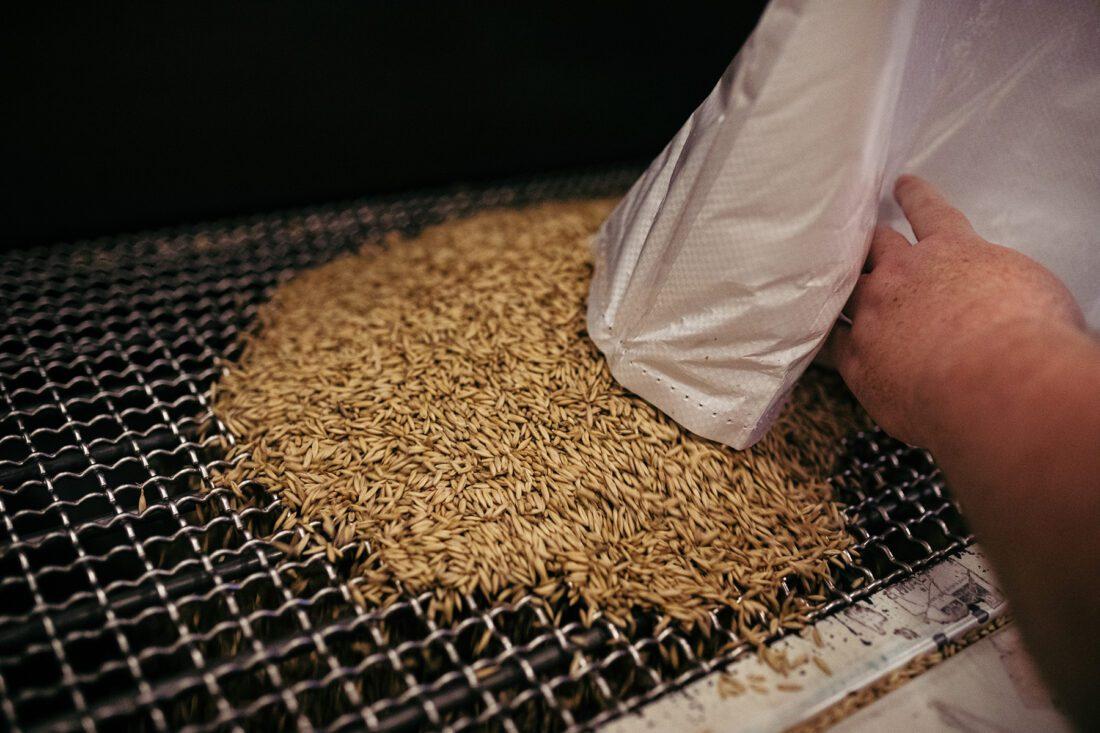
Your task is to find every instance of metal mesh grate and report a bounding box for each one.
[0,168,971,733]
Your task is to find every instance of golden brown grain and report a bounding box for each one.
[213,199,866,634]
[717,672,746,699]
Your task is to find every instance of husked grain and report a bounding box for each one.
[213,199,866,634]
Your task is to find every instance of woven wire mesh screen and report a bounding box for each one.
[0,169,971,733]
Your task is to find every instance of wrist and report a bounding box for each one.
[915,316,1080,455]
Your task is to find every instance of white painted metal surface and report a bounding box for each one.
[834,623,1070,733]
[604,548,1050,732]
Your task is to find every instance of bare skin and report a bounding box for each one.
[826,175,1100,728]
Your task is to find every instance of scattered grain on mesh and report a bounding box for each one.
[474,627,493,655]
[212,199,867,637]
[475,664,498,680]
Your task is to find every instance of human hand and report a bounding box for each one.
[825,175,1085,448]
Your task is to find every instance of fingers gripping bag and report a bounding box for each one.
[588,0,1100,449]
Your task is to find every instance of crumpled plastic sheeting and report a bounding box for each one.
[588,0,1100,449]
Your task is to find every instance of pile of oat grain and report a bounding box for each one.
[213,200,866,635]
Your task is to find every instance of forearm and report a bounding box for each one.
[829,175,1099,724]
[924,320,1100,724]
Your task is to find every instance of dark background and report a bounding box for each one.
[3,2,765,248]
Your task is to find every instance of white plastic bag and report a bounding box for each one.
[588,0,1100,449]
